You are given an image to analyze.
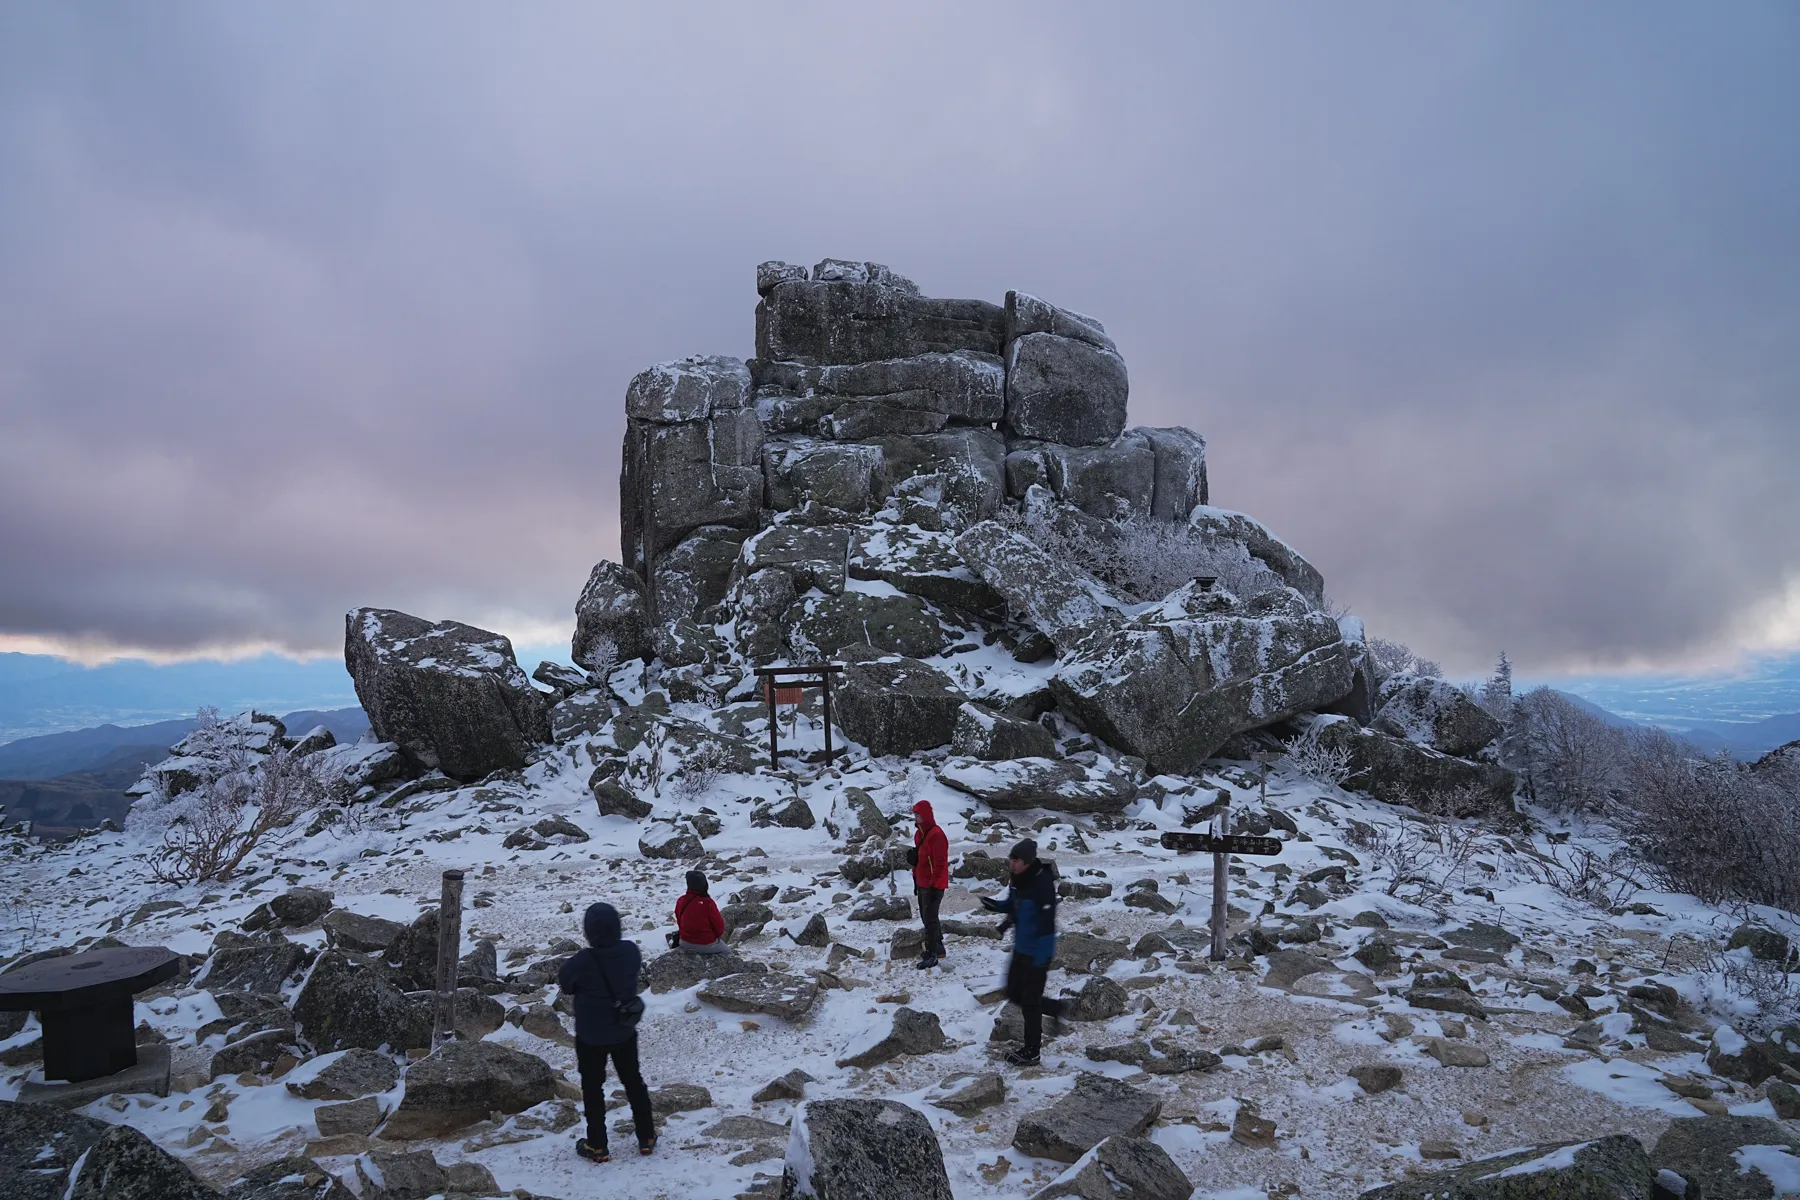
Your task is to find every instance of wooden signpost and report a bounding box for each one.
[1160,812,1284,961]
[752,663,844,771]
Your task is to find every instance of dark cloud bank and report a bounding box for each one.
[1,4,1796,675]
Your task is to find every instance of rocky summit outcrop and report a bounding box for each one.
[344,608,550,780]
[780,1098,953,1200]
[1052,579,1356,775]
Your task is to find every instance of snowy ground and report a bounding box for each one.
[2,697,1797,1199]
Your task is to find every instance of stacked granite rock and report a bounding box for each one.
[620,259,1208,646]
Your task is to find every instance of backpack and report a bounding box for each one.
[592,949,646,1030]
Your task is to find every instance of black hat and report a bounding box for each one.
[1009,838,1038,864]
[685,870,708,896]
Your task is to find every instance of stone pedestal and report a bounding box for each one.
[19,1042,171,1108]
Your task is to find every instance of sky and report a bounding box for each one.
[2,3,1798,682]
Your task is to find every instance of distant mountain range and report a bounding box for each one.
[1550,690,1796,759]
[0,706,367,840]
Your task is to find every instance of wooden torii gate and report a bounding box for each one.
[753,663,844,771]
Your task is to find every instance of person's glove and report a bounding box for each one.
[997,916,1015,937]
[979,895,1005,912]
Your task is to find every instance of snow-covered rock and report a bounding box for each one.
[1052,582,1355,775]
[953,520,1118,653]
[832,652,966,756]
[1031,1135,1194,1200]
[380,1041,556,1140]
[344,608,549,781]
[780,1098,953,1200]
[1012,1072,1164,1164]
[1373,674,1504,758]
[1309,715,1516,816]
[938,756,1134,814]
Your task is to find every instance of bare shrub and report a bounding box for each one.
[1519,841,1642,910]
[1615,729,1800,912]
[1697,944,1800,1037]
[150,748,325,884]
[668,739,731,802]
[1509,687,1626,811]
[1280,723,1362,789]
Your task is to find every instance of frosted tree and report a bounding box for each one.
[1479,652,1513,718]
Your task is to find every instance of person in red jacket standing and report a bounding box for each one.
[674,870,728,954]
[911,799,950,969]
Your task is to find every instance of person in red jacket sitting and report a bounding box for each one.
[911,799,950,969]
[674,870,728,955]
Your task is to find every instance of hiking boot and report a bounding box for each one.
[576,1139,609,1163]
[638,1135,657,1156]
[914,954,938,969]
[1003,1046,1041,1067]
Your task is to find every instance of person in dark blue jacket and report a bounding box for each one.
[980,838,1065,1066]
[557,901,655,1162]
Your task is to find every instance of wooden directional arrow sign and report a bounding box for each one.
[1159,831,1284,857]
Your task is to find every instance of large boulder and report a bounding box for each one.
[69,1125,215,1200]
[268,887,333,928]
[864,427,1008,526]
[292,951,433,1055]
[286,1048,401,1101]
[939,757,1134,814]
[1139,427,1209,521]
[833,653,967,757]
[951,703,1057,760]
[206,934,312,994]
[954,521,1119,653]
[697,972,819,1021]
[1357,1135,1651,1198]
[322,910,407,955]
[650,526,753,632]
[848,523,1003,616]
[380,1041,555,1140]
[1309,717,1516,817]
[780,1098,953,1200]
[1032,1135,1194,1200]
[572,561,652,668]
[1652,1115,1800,1199]
[1036,433,1156,521]
[764,439,885,515]
[0,1100,111,1200]
[1052,582,1356,775]
[1373,674,1504,758]
[641,950,763,994]
[1004,331,1129,447]
[742,525,853,595]
[756,264,1005,365]
[759,350,1006,430]
[1013,1073,1164,1164]
[1185,507,1327,608]
[786,590,950,660]
[345,608,550,780]
[626,354,751,423]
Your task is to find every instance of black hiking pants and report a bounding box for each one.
[1006,955,1065,1056]
[577,1034,653,1150]
[917,886,945,958]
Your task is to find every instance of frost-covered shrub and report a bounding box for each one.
[1508,687,1627,812]
[1281,722,1362,789]
[1615,728,1800,912]
[1366,638,1442,685]
[668,739,731,802]
[1697,946,1800,1038]
[580,634,619,681]
[148,747,326,883]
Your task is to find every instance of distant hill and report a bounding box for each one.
[0,707,368,780]
[1666,712,1800,759]
[0,705,368,841]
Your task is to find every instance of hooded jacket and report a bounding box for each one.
[557,902,642,1046]
[991,859,1058,967]
[675,870,725,946]
[911,799,950,891]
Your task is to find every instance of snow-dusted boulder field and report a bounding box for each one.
[2,258,1796,1200]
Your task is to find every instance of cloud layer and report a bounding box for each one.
[2,4,1797,674]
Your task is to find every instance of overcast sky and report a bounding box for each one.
[2,3,1796,676]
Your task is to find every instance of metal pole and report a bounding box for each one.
[821,672,834,765]
[1210,800,1229,962]
[433,869,465,1049]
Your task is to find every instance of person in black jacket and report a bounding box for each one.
[980,838,1065,1067]
[558,901,655,1162]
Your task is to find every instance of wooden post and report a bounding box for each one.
[821,671,834,765]
[1210,801,1229,962]
[1259,752,1267,804]
[432,869,465,1049]
[766,679,780,770]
